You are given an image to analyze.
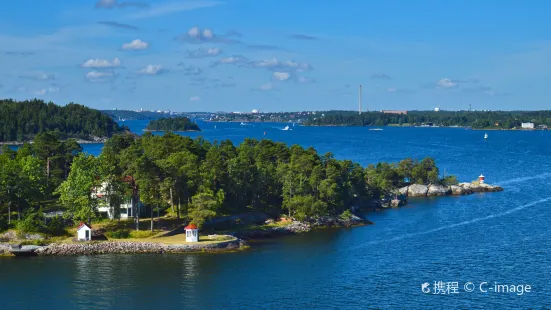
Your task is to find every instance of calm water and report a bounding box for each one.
[2,121,551,309]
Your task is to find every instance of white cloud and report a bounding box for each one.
[126,1,221,19]
[19,72,55,80]
[186,47,221,58]
[34,87,60,95]
[216,55,248,64]
[86,71,115,81]
[122,39,149,50]
[298,76,315,84]
[189,96,201,101]
[258,82,273,91]
[437,78,457,88]
[96,0,149,9]
[178,26,239,44]
[81,58,121,68]
[138,64,166,75]
[215,56,312,73]
[272,72,291,81]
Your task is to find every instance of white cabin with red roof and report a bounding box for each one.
[185,224,199,242]
[77,222,92,241]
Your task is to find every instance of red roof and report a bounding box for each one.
[185,224,198,230]
[77,222,91,230]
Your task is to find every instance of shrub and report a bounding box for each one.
[16,211,45,234]
[440,175,459,186]
[129,230,156,238]
[46,216,66,235]
[105,230,130,239]
[339,210,354,221]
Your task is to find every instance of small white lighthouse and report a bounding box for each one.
[478,174,485,184]
[185,224,199,242]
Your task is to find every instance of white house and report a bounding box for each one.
[521,122,535,129]
[185,224,199,242]
[77,222,92,241]
[93,181,143,220]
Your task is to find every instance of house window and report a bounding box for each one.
[186,231,190,237]
[192,230,196,237]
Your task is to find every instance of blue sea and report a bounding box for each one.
[2,121,551,309]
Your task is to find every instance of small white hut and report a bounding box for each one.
[77,222,92,241]
[185,224,199,242]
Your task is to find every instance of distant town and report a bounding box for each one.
[101,107,550,130]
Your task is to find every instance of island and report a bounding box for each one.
[1,129,504,256]
[209,109,550,130]
[303,110,551,130]
[0,99,127,143]
[145,117,201,132]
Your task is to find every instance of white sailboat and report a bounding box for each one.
[484,133,488,140]
[282,125,290,131]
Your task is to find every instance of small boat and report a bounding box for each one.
[369,128,384,131]
[484,133,488,139]
[9,245,41,257]
[282,126,290,131]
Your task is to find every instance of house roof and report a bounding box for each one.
[77,222,91,231]
[185,224,198,230]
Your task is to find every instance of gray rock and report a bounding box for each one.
[398,186,409,196]
[427,185,451,196]
[407,184,429,197]
[450,185,467,195]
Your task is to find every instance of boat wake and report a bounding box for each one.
[498,172,551,186]
[350,197,551,249]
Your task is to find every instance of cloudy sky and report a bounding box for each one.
[1,0,550,112]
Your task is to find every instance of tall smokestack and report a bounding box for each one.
[359,84,362,115]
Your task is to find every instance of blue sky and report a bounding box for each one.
[1,0,550,112]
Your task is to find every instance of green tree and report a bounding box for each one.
[188,190,223,229]
[56,154,101,224]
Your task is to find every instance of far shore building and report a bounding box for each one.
[521,122,535,129]
[77,222,92,241]
[381,110,408,115]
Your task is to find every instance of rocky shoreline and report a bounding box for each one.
[231,214,368,240]
[1,236,246,256]
[398,182,503,197]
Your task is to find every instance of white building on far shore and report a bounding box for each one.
[521,122,535,129]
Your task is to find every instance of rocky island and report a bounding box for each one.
[398,182,503,197]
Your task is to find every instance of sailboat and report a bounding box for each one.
[282,125,290,131]
[484,133,488,140]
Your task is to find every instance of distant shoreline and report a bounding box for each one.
[142,129,201,133]
[305,124,544,131]
[0,139,108,146]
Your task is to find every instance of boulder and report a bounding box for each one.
[407,184,429,197]
[450,185,466,195]
[459,182,502,193]
[427,185,451,196]
[398,186,409,196]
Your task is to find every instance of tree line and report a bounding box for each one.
[0,99,126,142]
[305,110,551,128]
[1,131,454,234]
[146,117,201,132]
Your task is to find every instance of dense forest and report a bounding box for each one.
[0,99,126,142]
[1,131,453,234]
[146,117,201,132]
[305,110,551,129]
